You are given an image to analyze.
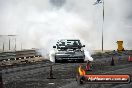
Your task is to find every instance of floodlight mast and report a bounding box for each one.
[93,0,104,52]
[102,0,104,52]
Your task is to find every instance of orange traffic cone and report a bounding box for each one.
[128,56,131,62]
[130,56,132,62]
[47,65,56,79]
[111,57,115,66]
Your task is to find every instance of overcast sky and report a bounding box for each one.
[0,0,132,51]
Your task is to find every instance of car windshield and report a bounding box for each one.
[57,40,82,49]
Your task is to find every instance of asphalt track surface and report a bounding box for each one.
[1,56,132,88]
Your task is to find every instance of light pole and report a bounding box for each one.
[94,0,104,52]
[21,43,22,50]
[9,38,10,50]
[2,43,4,51]
[15,38,16,51]
[102,0,104,52]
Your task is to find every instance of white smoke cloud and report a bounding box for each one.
[0,0,132,53]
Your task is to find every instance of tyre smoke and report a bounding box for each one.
[0,0,132,53]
